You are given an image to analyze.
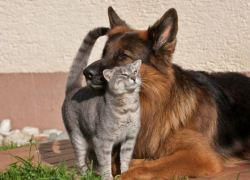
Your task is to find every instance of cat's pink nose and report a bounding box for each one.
[131,76,136,81]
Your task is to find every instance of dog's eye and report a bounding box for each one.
[116,50,134,61]
[117,53,128,60]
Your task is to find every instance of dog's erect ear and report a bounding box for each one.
[108,6,128,28]
[149,8,178,51]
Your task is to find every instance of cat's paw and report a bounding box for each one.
[102,174,113,180]
[97,168,113,180]
[120,164,129,174]
[78,164,88,175]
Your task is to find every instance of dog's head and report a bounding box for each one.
[84,7,178,88]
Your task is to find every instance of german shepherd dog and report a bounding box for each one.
[82,7,250,179]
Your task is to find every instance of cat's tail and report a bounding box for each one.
[65,27,109,95]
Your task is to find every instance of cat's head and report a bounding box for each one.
[103,60,142,94]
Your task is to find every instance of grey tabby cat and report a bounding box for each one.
[62,27,142,180]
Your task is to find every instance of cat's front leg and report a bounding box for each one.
[120,135,137,173]
[93,137,113,180]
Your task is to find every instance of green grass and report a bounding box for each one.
[0,158,77,180]
[0,154,101,180]
[0,143,19,151]
[0,138,38,152]
[81,162,101,180]
[0,140,101,180]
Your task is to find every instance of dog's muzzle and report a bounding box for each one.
[83,61,106,89]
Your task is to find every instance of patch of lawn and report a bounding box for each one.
[0,143,19,151]
[0,153,101,180]
[81,163,101,180]
[0,160,76,180]
[0,138,38,152]
[0,139,101,180]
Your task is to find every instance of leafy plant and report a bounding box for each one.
[0,158,79,180]
[81,161,101,180]
[0,141,102,180]
[0,143,19,151]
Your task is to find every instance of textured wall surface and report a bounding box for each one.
[0,73,67,130]
[0,0,250,73]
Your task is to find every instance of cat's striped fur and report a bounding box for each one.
[62,27,141,180]
[65,27,109,95]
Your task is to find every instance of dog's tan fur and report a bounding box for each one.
[82,7,250,179]
[106,26,223,179]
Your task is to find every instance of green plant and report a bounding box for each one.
[0,140,102,180]
[0,143,19,151]
[0,137,38,152]
[0,157,78,180]
[81,161,101,180]
[0,152,103,180]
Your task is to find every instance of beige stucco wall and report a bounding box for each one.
[0,0,249,73]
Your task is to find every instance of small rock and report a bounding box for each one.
[54,132,69,140]
[47,131,69,141]
[0,135,3,146]
[22,127,40,136]
[3,130,32,147]
[35,133,49,138]
[0,119,11,136]
[43,129,62,136]
[33,134,49,142]
[48,133,59,141]
[11,129,20,133]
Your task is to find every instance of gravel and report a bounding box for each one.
[0,119,69,148]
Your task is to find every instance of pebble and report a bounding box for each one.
[43,129,63,136]
[3,130,32,147]
[33,134,49,142]
[0,119,68,148]
[0,119,11,136]
[0,135,3,146]
[22,126,40,136]
[55,132,69,140]
[48,131,69,141]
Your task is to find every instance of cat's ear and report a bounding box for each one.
[108,6,128,28]
[148,8,178,51]
[103,69,114,81]
[132,60,142,73]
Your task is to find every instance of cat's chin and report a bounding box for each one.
[125,87,140,93]
[126,85,140,91]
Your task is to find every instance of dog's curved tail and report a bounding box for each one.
[65,27,109,95]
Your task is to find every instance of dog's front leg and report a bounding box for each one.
[121,130,223,179]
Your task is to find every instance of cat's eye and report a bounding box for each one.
[121,73,128,77]
[134,70,138,74]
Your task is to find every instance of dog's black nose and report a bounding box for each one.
[83,68,95,79]
[83,67,98,79]
[83,60,103,80]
